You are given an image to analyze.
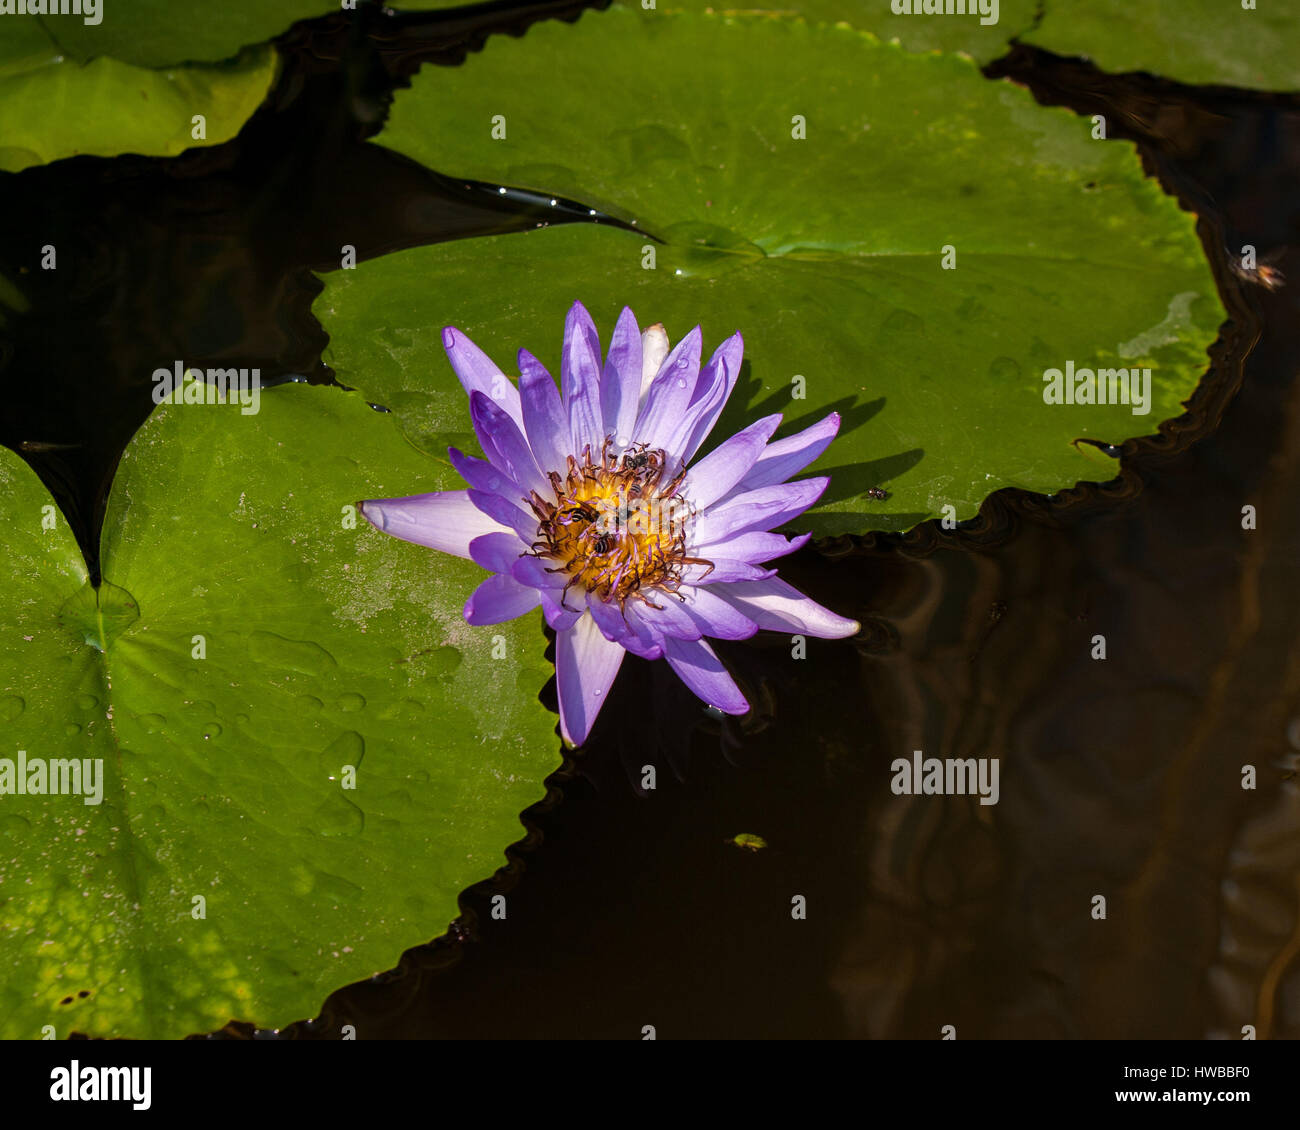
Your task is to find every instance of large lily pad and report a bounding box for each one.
[1023,0,1299,91]
[318,7,1223,537]
[0,39,279,173]
[0,384,559,1038]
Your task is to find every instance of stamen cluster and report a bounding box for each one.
[527,438,713,610]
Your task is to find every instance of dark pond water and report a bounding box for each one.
[4,2,1297,1039]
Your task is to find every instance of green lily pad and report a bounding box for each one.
[47,0,474,68]
[0,384,559,1039]
[0,40,279,173]
[318,7,1223,537]
[0,18,59,77]
[1023,0,1299,91]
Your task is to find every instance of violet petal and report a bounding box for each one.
[556,613,626,746]
[517,349,569,477]
[716,577,860,638]
[360,491,509,559]
[464,572,542,625]
[681,559,779,585]
[468,531,527,574]
[632,325,702,457]
[562,301,605,460]
[449,447,521,501]
[661,636,748,715]
[693,530,812,565]
[587,593,633,643]
[600,307,643,446]
[679,332,744,461]
[678,585,759,640]
[732,411,841,494]
[468,391,547,496]
[679,413,781,511]
[691,478,829,545]
[442,326,524,429]
[467,488,538,542]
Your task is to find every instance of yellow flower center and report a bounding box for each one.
[526,439,714,610]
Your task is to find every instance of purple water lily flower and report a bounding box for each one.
[360,302,859,747]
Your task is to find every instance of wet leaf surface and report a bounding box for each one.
[0,385,559,1038]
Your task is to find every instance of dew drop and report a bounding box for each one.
[249,631,338,676]
[881,308,923,335]
[676,378,687,389]
[312,794,365,838]
[0,813,32,835]
[615,434,629,447]
[489,477,501,491]
[987,356,1022,381]
[426,646,463,676]
[317,730,366,775]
